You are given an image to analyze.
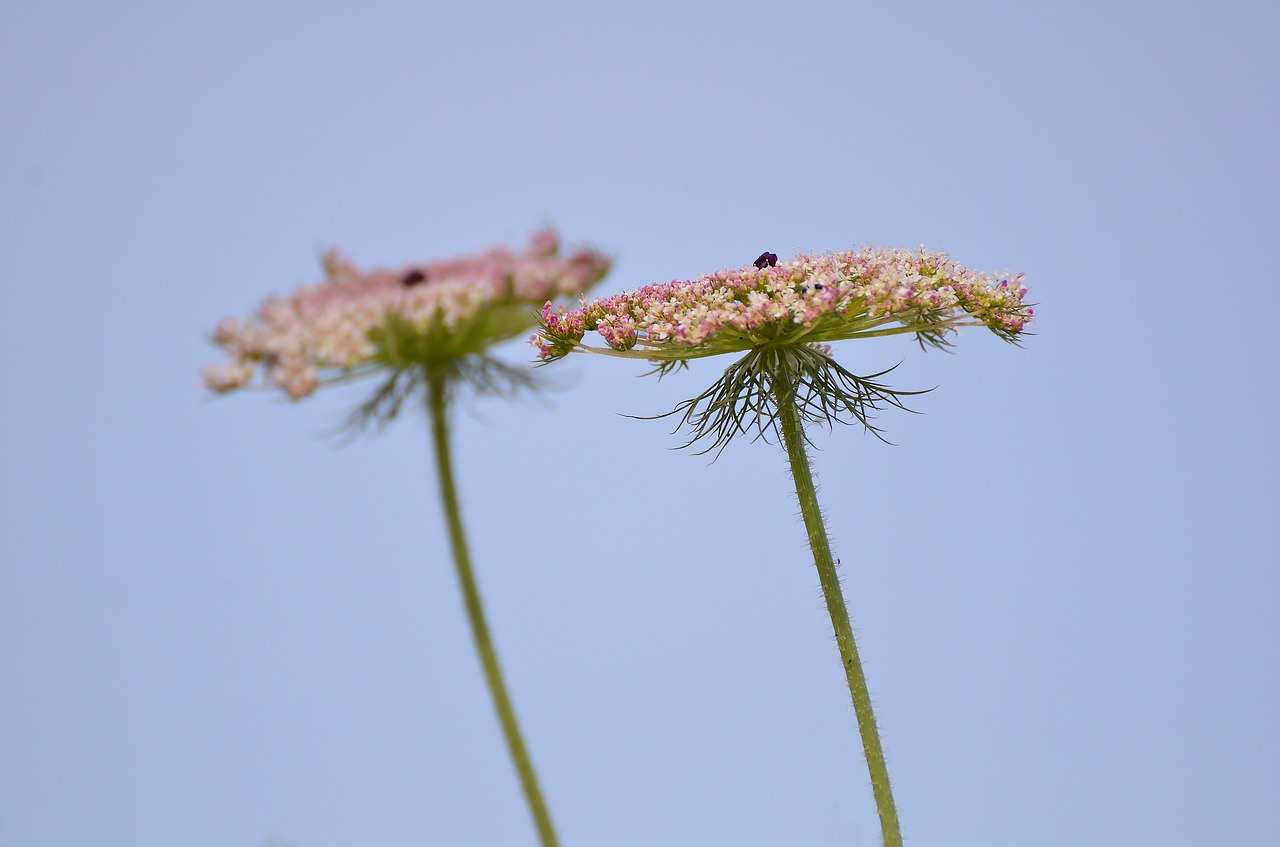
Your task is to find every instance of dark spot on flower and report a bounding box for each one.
[813,283,823,290]
[754,252,778,269]
[402,269,427,286]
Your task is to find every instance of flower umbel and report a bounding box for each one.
[536,245,1030,365]
[536,245,1031,452]
[204,229,612,404]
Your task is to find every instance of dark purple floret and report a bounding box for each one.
[754,252,778,269]
[401,269,427,287]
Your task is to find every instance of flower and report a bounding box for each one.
[534,245,1031,365]
[203,231,607,834]
[204,230,612,401]
[533,245,1032,454]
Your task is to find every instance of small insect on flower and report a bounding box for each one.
[754,251,779,269]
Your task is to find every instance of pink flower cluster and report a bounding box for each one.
[535,247,1031,361]
[204,231,611,399]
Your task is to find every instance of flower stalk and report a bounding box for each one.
[426,369,560,847]
[773,357,902,847]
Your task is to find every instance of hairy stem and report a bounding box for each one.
[772,361,903,847]
[426,369,560,847]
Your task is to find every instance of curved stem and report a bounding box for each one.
[772,362,904,847]
[426,369,561,847]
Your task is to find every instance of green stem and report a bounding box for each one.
[426,369,561,847]
[772,361,903,847]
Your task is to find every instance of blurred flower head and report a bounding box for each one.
[204,230,612,403]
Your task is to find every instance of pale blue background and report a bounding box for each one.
[2,2,1276,846]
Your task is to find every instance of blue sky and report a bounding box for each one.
[2,2,1276,845]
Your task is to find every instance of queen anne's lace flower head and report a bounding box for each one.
[533,246,1032,454]
[535,246,1030,364]
[204,230,611,400]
